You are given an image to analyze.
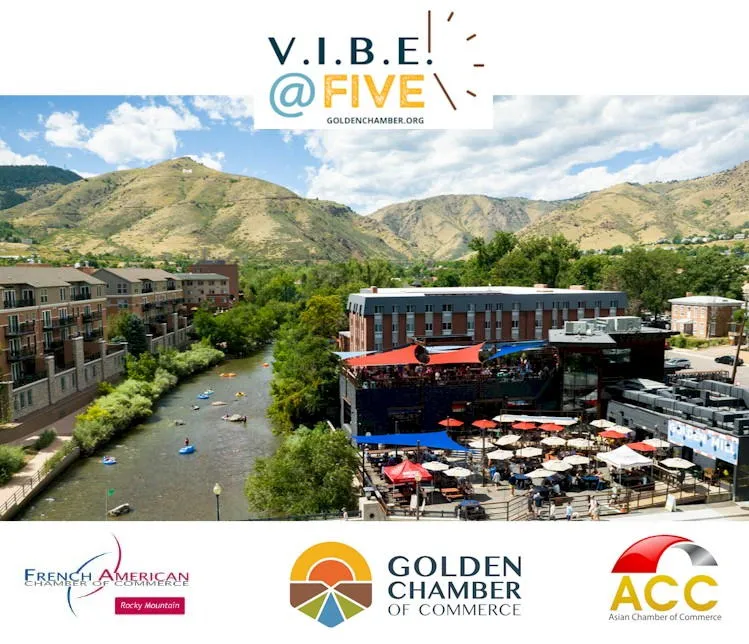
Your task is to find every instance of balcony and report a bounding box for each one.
[71,291,92,301]
[13,372,46,388]
[141,285,154,294]
[44,340,64,354]
[142,302,154,311]
[4,297,35,309]
[81,311,103,322]
[167,283,177,291]
[83,329,103,341]
[8,346,37,361]
[5,320,35,338]
[43,317,76,329]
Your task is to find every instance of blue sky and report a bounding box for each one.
[1,96,749,213]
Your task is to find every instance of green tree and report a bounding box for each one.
[558,254,612,289]
[244,424,358,516]
[122,315,148,356]
[299,295,346,338]
[126,352,158,381]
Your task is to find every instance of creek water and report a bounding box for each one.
[19,347,279,521]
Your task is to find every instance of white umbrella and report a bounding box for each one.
[526,468,556,479]
[567,438,595,449]
[487,449,514,461]
[590,419,615,428]
[468,438,492,449]
[660,457,695,470]
[496,434,521,446]
[545,460,572,472]
[444,467,472,478]
[541,436,567,447]
[515,447,542,458]
[644,438,671,449]
[422,461,449,472]
[563,454,590,466]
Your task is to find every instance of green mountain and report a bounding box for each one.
[0,165,81,211]
[0,158,414,261]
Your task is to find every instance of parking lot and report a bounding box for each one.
[666,345,749,384]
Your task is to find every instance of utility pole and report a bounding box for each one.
[731,299,748,384]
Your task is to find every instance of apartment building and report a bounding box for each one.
[0,266,107,388]
[92,267,185,331]
[173,273,231,310]
[343,285,628,352]
[188,259,239,304]
[668,294,744,339]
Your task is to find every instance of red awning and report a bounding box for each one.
[383,460,433,485]
[539,423,565,432]
[628,442,657,453]
[600,430,627,439]
[346,345,424,367]
[428,343,485,365]
[472,419,497,430]
[512,422,537,430]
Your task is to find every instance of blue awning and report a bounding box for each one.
[334,350,376,360]
[353,430,469,452]
[485,341,548,361]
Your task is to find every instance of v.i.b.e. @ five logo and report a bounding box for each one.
[609,535,722,623]
[266,9,485,121]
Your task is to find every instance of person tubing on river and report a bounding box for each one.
[184,437,190,446]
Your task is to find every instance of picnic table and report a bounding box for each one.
[441,487,464,501]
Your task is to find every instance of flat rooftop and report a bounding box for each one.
[358,286,622,297]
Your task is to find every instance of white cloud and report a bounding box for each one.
[71,169,99,178]
[0,139,46,165]
[192,96,253,122]
[18,130,39,142]
[187,152,226,171]
[43,102,202,165]
[303,96,749,213]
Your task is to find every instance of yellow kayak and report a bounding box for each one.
[220,372,237,378]
[235,392,246,397]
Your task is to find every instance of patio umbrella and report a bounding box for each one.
[487,449,514,461]
[526,468,556,479]
[660,457,696,469]
[539,423,565,433]
[590,419,616,428]
[567,438,594,449]
[444,466,472,478]
[468,438,492,449]
[643,438,671,449]
[544,460,573,472]
[599,430,628,439]
[422,461,449,472]
[563,454,590,465]
[515,447,542,458]
[439,418,464,428]
[472,419,497,430]
[496,434,521,446]
[512,422,537,431]
[541,436,567,447]
[628,442,657,453]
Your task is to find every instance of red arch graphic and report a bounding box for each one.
[612,535,691,573]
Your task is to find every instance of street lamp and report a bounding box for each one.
[213,482,222,521]
[414,472,422,521]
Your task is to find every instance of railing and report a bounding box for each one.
[141,286,154,293]
[12,372,46,388]
[346,367,555,390]
[83,329,103,341]
[8,346,36,361]
[4,320,35,338]
[248,512,362,521]
[43,318,76,329]
[665,369,731,384]
[81,311,102,322]
[4,297,35,309]
[0,446,80,519]
[71,292,92,301]
[84,351,101,362]
[167,283,177,291]
[43,340,64,353]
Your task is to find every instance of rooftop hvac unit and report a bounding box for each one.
[614,317,642,332]
[565,321,588,334]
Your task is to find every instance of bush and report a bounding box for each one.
[33,429,57,451]
[41,440,76,475]
[0,445,26,485]
[670,334,731,350]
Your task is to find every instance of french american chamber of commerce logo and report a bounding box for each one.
[290,542,372,628]
[610,535,718,612]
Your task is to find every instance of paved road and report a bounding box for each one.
[666,345,749,385]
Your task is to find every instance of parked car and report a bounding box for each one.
[665,358,691,370]
[455,500,487,521]
[715,355,744,366]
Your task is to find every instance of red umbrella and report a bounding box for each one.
[628,441,657,453]
[539,423,564,432]
[438,418,464,428]
[599,430,627,439]
[472,419,497,430]
[512,422,537,431]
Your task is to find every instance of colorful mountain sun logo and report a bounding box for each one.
[290,542,372,628]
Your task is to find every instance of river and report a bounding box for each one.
[19,347,279,521]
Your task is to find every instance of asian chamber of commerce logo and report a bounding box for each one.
[290,542,372,628]
[254,7,492,129]
[609,535,722,623]
[23,535,189,616]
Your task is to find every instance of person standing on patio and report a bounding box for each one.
[588,496,600,521]
[565,501,574,521]
[548,500,557,521]
[492,470,501,488]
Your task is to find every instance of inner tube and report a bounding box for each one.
[235,392,246,397]
[102,457,117,465]
[179,445,195,455]
[197,394,209,400]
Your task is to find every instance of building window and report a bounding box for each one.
[118,300,128,309]
[485,303,492,311]
[496,320,502,329]
[467,303,475,312]
[374,305,384,314]
[406,322,414,333]
[392,323,398,332]
[496,303,503,311]
[512,302,520,311]
[467,320,474,331]
[27,390,32,406]
[484,320,491,330]
[375,342,383,351]
[512,320,519,329]
[61,376,66,391]
[563,301,569,309]
[610,300,618,308]
[406,305,415,313]
[442,304,453,312]
[594,300,602,308]
[425,304,433,312]
[374,323,383,333]
[392,306,399,313]
[425,322,433,331]
[536,301,543,310]
[442,322,452,331]
[578,301,585,309]
[535,318,542,328]
[40,289,48,303]
[117,282,127,294]
[59,288,67,301]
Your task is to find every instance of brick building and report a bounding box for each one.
[0,266,108,388]
[173,273,231,310]
[187,259,239,304]
[668,295,744,339]
[343,285,628,352]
